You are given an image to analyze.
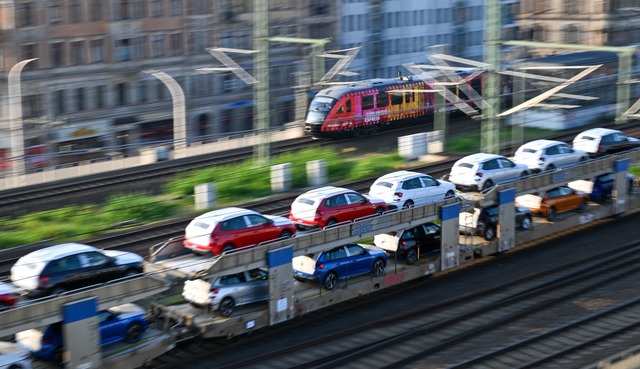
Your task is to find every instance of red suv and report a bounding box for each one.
[184,207,297,256]
[289,186,387,229]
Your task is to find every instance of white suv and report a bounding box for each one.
[513,139,588,172]
[448,153,530,192]
[573,127,640,156]
[369,170,456,210]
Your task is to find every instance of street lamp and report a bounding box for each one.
[9,58,38,184]
[143,70,187,157]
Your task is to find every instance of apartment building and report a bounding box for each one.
[0,0,336,166]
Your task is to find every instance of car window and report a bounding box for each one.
[402,177,422,190]
[346,244,365,256]
[546,188,561,198]
[248,269,267,281]
[375,181,394,189]
[498,158,515,168]
[545,145,559,155]
[420,176,438,187]
[346,193,365,204]
[559,143,573,153]
[245,214,270,227]
[560,187,573,196]
[601,134,614,144]
[457,162,474,169]
[596,173,614,182]
[486,207,499,216]
[45,255,82,273]
[83,252,111,267]
[424,224,440,234]
[220,216,246,231]
[482,159,499,170]
[220,272,247,285]
[400,229,415,240]
[522,148,537,154]
[324,246,348,261]
[98,310,116,324]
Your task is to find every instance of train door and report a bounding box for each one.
[360,94,377,130]
[333,98,354,131]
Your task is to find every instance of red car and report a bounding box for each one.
[184,207,297,256]
[289,186,388,229]
[0,282,20,310]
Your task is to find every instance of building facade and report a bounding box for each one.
[0,0,337,166]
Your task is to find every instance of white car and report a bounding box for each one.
[448,153,530,192]
[0,341,31,369]
[369,170,456,210]
[513,139,588,172]
[572,127,640,156]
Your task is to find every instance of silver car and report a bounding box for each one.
[182,268,269,317]
[513,139,588,172]
[448,153,530,192]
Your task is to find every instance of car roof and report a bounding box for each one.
[298,186,353,199]
[192,207,258,224]
[19,243,99,263]
[376,170,423,181]
[577,127,620,138]
[520,139,563,150]
[457,153,503,164]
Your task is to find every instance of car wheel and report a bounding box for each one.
[481,180,494,191]
[374,207,385,216]
[483,226,496,241]
[325,219,338,228]
[445,190,456,199]
[51,287,66,296]
[323,272,338,290]
[221,244,235,254]
[548,207,557,221]
[402,200,414,209]
[371,258,385,276]
[405,248,418,265]
[0,302,8,311]
[218,297,235,317]
[520,216,532,230]
[8,365,21,369]
[279,230,293,239]
[125,322,145,343]
[51,348,64,366]
[579,199,587,213]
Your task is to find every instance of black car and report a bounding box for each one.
[459,205,532,241]
[10,243,144,298]
[374,223,441,264]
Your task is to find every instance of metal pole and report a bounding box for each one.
[254,0,269,165]
[482,0,500,154]
[144,70,187,157]
[9,58,37,183]
[616,51,632,121]
[512,75,525,148]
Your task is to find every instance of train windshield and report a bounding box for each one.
[306,96,336,123]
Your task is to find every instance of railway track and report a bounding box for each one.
[144,223,640,369]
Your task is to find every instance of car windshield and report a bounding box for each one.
[522,148,537,154]
[457,163,474,169]
[296,198,316,206]
[580,136,595,141]
[374,181,394,188]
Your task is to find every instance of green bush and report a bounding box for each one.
[347,153,404,180]
[102,193,177,222]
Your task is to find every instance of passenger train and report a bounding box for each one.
[304,50,636,139]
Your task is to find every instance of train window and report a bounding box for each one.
[391,93,403,105]
[405,92,410,103]
[377,92,388,107]
[346,100,352,112]
[362,95,374,110]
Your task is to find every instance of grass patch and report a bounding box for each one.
[446,126,559,153]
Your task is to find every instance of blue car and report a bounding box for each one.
[17,303,148,363]
[292,243,387,290]
[570,173,634,203]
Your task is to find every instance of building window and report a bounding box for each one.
[49,3,63,24]
[55,90,65,114]
[117,0,130,20]
[76,88,85,111]
[16,3,35,27]
[137,80,148,103]
[134,36,147,59]
[21,44,38,69]
[151,0,163,17]
[532,24,544,42]
[132,0,145,18]
[96,85,105,109]
[117,83,127,105]
[564,0,579,14]
[565,25,579,44]
[50,42,64,67]
[23,94,40,118]
[169,33,182,55]
[90,39,103,63]
[170,0,182,16]
[116,39,132,61]
[193,0,207,14]
[70,0,82,23]
[151,34,165,57]
[90,0,102,21]
[71,41,84,65]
